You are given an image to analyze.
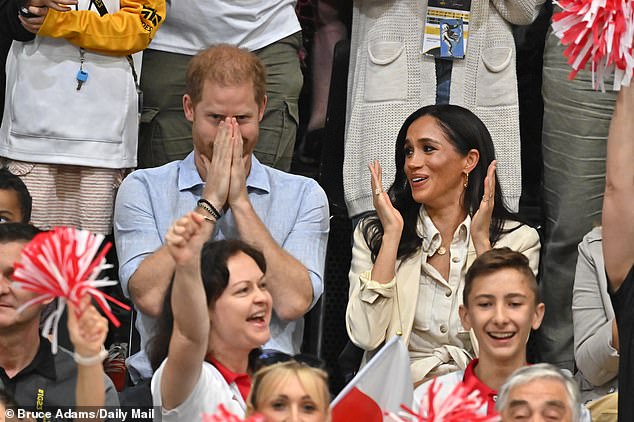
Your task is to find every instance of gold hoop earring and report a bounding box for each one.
[464,172,469,188]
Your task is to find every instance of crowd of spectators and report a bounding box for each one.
[0,1,632,421]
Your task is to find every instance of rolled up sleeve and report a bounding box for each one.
[346,222,396,350]
[281,180,329,309]
[38,0,166,56]
[114,171,164,297]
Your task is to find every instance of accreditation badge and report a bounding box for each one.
[422,0,472,59]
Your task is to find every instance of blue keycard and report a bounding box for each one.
[76,70,88,82]
[76,69,88,90]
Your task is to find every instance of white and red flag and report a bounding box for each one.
[331,336,413,422]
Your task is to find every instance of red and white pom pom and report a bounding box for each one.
[201,405,265,422]
[11,227,130,353]
[385,378,500,422]
[551,0,634,90]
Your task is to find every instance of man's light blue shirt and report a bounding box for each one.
[114,152,329,381]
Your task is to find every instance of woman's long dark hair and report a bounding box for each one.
[362,104,522,262]
[148,239,267,371]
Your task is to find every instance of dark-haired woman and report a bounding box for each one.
[150,212,272,420]
[346,105,540,386]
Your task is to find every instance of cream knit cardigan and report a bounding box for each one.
[343,0,544,217]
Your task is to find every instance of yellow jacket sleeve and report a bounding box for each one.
[37,0,165,56]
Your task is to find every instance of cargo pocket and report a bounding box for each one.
[475,46,515,107]
[277,99,300,161]
[255,98,299,168]
[364,39,407,102]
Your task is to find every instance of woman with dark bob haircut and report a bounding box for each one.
[346,105,540,386]
[149,212,272,420]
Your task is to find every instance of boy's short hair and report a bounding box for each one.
[0,168,32,222]
[185,44,267,107]
[463,247,538,306]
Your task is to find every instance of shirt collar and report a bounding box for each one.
[178,152,204,191]
[13,338,57,381]
[463,359,498,416]
[417,206,470,255]
[207,356,251,402]
[246,155,270,193]
[177,152,270,194]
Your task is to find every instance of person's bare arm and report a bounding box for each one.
[231,200,313,320]
[228,132,313,320]
[470,161,497,256]
[122,118,233,318]
[197,117,234,213]
[160,213,213,410]
[127,212,220,318]
[67,298,108,420]
[367,160,402,283]
[127,247,175,318]
[603,85,634,292]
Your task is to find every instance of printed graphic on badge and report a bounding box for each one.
[440,19,465,58]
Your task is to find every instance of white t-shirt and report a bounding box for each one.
[149,1,301,55]
[151,359,246,421]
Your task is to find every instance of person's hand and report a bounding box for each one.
[227,122,249,207]
[18,6,48,33]
[368,160,403,236]
[201,118,234,211]
[18,0,76,33]
[67,296,108,358]
[28,0,77,11]
[471,160,496,255]
[165,212,211,267]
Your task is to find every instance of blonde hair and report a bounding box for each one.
[247,360,330,418]
[185,44,266,107]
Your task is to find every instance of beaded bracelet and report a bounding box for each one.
[197,198,221,220]
[200,214,216,223]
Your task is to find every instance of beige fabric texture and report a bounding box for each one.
[344,0,545,217]
[346,214,540,383]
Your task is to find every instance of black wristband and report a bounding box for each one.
[197,198,221,220]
